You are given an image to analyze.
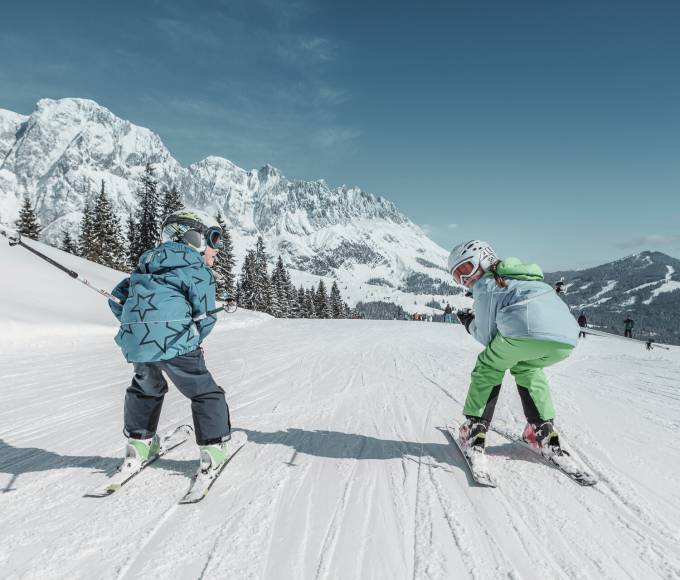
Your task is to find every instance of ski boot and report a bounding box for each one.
[459,418,489,455]
[522,421,568,459]
[198,434,233,474]
[123,433,161,468]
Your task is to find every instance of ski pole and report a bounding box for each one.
[208,299,238,316]
[4,231,121,304]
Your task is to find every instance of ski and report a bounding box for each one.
[85,424,193,497]
[491,426,597,486]
[179,431,248,504]
[446,422,497,488]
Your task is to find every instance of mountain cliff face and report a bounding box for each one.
[545,251,680,344]
[0,98,461,311]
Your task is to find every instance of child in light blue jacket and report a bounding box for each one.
[449,240,578,459]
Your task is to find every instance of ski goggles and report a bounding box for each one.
[451,259,478,286]
[205,226,223,250]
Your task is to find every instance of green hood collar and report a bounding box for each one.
[487,257,544,281]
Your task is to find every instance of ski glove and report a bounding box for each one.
[456,309,475,334]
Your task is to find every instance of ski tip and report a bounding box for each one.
[84,486,117,498]
[178,493,206,504]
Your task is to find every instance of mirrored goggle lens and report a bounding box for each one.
[207,229,223,249]
[452,261,475,284]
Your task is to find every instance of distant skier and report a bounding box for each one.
[555,279,565,295]
[646,339,653,351]
[444,303,453,323]
[623,316,635,338]
[449,240,579,461]
[577,311,588,339]
[108,209,233,478]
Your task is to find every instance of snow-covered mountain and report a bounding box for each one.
[0,98,462,312]
[545,251,680,344]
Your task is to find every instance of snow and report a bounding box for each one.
[579,279,617,308]
[643,265,680,305]
[1,240,680,579]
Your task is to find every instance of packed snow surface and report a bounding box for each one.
[1,240,680,579]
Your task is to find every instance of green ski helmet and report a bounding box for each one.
[161,209,223,253]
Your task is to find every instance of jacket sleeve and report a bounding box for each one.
[187,266,217,342]
[468,282,498,347]
[109,277,130,322]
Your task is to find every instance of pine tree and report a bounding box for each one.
[234,280,242,305]
[314,280,330,319]
[79,199,96,259]
[134,162,160,262]
[126,213,143,269]
[89,181,126,269]
[160,183,184,219]
[295,285,306,319]
[213,211,236,299]
[15,196,41,240]
[343,302,352,319]
[252,236,272,313]
[60,228,78,254]
[271,256,291,318]
[285,272,297,318]
[238,250,258,310]
[304,288,316,318]
[329,281,343,319]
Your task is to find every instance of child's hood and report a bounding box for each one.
[494,257,544,281]
[136,241,204,274]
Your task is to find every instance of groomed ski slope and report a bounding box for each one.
[1,241,680,579]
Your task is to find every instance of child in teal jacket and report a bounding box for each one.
[108,210,233,477]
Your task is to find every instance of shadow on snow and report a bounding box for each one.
[0,439,196,493]
[0,427,535,492]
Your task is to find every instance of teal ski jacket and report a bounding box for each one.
[108,242,217,363]
[469,257,579,347]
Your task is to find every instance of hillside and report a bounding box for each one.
[1,236,679,579]
[545,251,680,344]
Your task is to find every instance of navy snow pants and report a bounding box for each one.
[124,348,231,445]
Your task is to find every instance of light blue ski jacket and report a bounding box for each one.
[108,242,217,363]
[469,258,579,347]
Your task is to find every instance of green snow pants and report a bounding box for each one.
[463,334,573,422]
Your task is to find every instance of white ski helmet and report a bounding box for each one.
[161,209,223,253]
[448,240,499,286]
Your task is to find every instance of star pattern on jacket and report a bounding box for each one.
[138,325,165,355]
[171,247,196,267]
[130,291,159,321]
[163,322,193,353]
[118,324,134,342]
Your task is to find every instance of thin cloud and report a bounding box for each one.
[152,18,223,49]
[616,234,680,249]
[447,223,459,229]
[314,127,362,148]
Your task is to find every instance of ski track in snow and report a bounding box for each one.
[2,320,680,579]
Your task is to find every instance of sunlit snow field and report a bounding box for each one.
[1,241,679,579]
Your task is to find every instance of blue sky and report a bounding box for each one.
[1,0,679,269]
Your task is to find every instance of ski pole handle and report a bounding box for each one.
[208,300,237,316]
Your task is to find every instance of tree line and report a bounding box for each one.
[14,163,350,319]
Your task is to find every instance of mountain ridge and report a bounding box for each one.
[0,97,461,313]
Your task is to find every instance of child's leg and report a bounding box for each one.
[125,363,168,438]
[508,340,573,422]
[160,349,231,445]
[464,335,525,421]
